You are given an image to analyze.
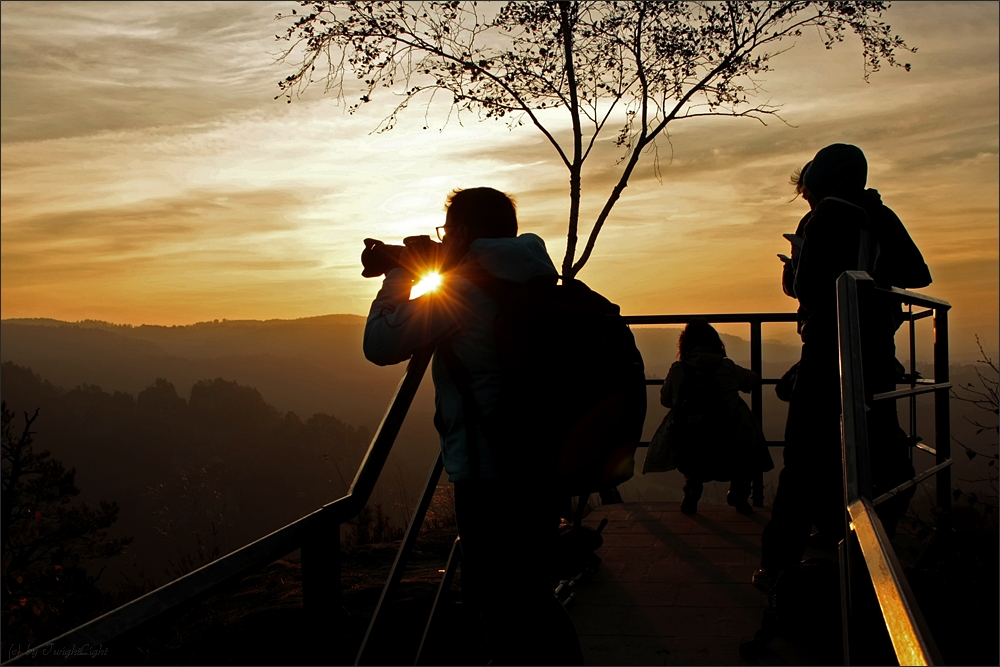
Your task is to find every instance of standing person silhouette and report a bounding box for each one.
[364,187,583,665]
[755,144,931,591]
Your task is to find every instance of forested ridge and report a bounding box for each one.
[1,362,371,595]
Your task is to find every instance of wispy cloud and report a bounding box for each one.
[1,1,286,143]
[0,1,996,355]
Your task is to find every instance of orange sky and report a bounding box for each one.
[1,2,997,361]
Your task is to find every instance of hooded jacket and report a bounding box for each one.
[364,233,558,481]
[660,350,760,410]
[793,144,930,341]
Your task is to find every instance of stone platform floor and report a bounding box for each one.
[569,501,772,666]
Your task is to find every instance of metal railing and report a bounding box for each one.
[368,312,806,665]
[837,271,951,666]
[4,309,840,666]
[624,313,799,507]
[4,348,437,666]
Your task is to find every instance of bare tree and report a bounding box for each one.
[276,1,913,278]
[952,336,999,499]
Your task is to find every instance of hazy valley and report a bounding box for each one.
[1,315,993,599]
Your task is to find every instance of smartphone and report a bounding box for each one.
[782,233,804,248]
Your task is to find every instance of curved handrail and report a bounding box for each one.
[5,310,819,664]
[3,348,434,666]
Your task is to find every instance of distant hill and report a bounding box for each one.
[0,315,407,430]
[0,314,805,511]
[0,315,802,427]
[2,314,991,508]
[0,316,448,599]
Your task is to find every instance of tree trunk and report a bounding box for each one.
[558,1,583,280]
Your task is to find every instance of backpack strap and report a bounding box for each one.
[452,259,521,303]
[822,196,877,275]
[437,258,510,480]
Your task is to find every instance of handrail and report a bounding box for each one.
[837,271,948,666]
[3,348,434,666]
[848,498,940,666]
[361,310,803,662]
[624,312,799,325]
[355,453,444,665]
[7,311,808,664]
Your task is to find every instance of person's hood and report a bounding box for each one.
[466,233,559,283]
[682,350,725,368]
[803,143,867,200]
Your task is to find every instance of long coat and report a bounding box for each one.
[644,350,773,479]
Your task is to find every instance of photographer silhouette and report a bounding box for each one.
[362,187,583,665]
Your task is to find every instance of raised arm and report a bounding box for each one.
[728,360,761,394]
[363,268,461,366]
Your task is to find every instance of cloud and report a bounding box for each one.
[0,1,996,354]
[1,187,319,285]
[1,1,287,143]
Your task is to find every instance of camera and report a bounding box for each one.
[361,235,442,278]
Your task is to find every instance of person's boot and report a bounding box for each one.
[599,485,624,505]
[729,496,753,514]
[751,568,779,593]
[727,481,753,515]
[681,479,702,515]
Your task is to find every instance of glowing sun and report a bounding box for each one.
[410,272,443,299]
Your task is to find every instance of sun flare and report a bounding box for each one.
[410,272,443,299]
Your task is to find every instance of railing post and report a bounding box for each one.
[356,453,445,666]
[838,271,874,664]
[839,271,874,505]
[838,538,852,665]
[301,516,341,624]
[933,307,951,513]
[749,319,765,507]
[838,275,950,666]
[415,536,462,666]
[908,304,917,459]
[349,348,434,504]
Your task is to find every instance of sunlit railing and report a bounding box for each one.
[10,296,951,666]
[4,310,802,665]
[3,349,437,666]
[837,271,950,665]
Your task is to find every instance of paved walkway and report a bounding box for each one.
[570,501,771,666]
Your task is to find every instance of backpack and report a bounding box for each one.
[871,206,932,288]
[439,268,647,496]
[825,195,932,288]
[668,361,749,482]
